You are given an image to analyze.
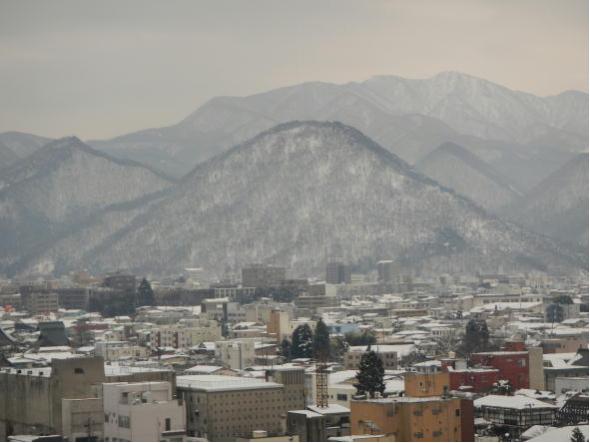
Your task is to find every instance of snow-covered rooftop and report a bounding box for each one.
[177,374,282,392]
[528,425,589,442]
[474,395,558,410]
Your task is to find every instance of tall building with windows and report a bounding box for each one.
[177,375,287,441]
[241,264,286,288]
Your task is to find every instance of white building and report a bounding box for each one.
[95,341,150,361]
[152,318,221,349]
[103,381,186,442]
[215,338,256,369]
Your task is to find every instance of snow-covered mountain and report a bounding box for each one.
[416,142,522,212]
[0,137,174,273]
[23,122,585,277]
[503,153,589,249]
[0,142,19,171]
[0,131,52,158]
[90,72,588,180]
[0,132,52,172]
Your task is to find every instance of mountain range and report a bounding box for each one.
[9,122,585,278]
[0,132,52,171]
[0,72,587,278]
[89,71,587,188]
[416,142,523,212]
[0,137,174,274]
[503,153,589,249]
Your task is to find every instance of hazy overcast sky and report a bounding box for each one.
[1,0,587,139]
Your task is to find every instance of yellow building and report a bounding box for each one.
[350,373,473,442]
[404,372,449,398]
[267,309,291,341]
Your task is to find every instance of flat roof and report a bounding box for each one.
[307,404,350,415]
[177,375,282,392]
[474,395,558,410]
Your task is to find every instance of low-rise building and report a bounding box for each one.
[103,381,186,442]
[474,395,558,439]
[344,345,406,370]
[152,318,221,349]
[95,341,150,361]
[470,350,530,389]
[216,339,256,370]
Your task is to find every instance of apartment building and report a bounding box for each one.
[21,291,59,315]
[242,264,286,288]
[152,318,221,349]
[350,372,474,442]
[215,339,256,370]
[265,368,306,412]
[344,346,399,370]
[177,375,286,441]
[267,310,292,341]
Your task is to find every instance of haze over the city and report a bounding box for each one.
[0,1,588,442]
[0,0,588,139]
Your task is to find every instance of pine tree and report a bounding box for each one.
[330,336,348,361]
[137,278,155,307]
[313,319,331,361]
[547,303,565,323]
[571,427,586,442]
[354,345,386,398]
[291,324,313,359]
[461,318,490,355]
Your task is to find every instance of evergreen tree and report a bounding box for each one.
[291,324,314,359]
[547,303,565,323]
[137,278,155,306]
[313,319,331,361]
[571,427,586,442]
[555,295,574,305]
[280,338,292,360]
[354,345,386,398]
[460,318,490,355]
[330,336,349,361]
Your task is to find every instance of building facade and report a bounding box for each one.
[177,375,287,441]
[350,373,473,442]
[103,381,186,442]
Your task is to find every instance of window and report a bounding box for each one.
[337,394,348,401]
[414,432,424,438]
[165,418,171,431]
[455,409,461,417]
[433,431,443,437]
[118,415,130,428]
[74,367,85,374]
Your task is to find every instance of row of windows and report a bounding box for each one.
[414,430,446,439]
